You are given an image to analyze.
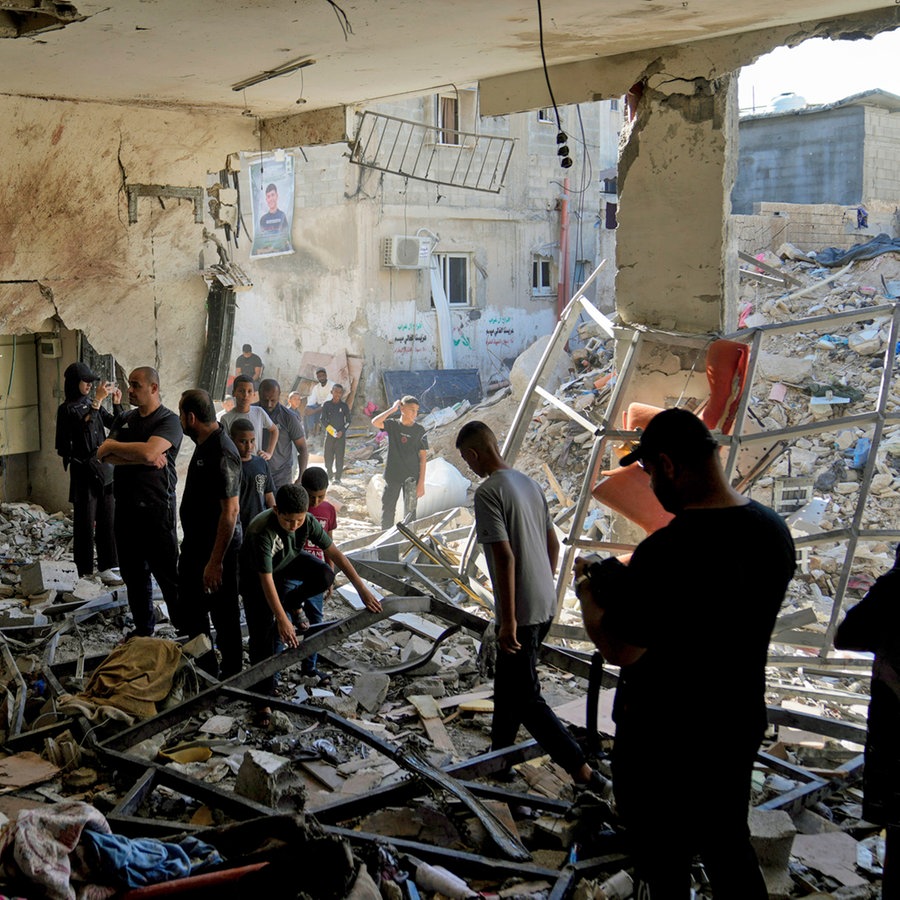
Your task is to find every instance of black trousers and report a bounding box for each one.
[492,620,586,775]
[70,465,117,576]
[115,502,179,636]
[177,543,242,679]
[380,476,418,529]
[241,551,335,696]
[323,434,346,480]
[613,727,767,897]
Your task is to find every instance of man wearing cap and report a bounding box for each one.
[54,362,122,583]
[304,367,335,439]
[575,408,796,897]
[97,367,183,637]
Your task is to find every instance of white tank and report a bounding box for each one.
[366,457,471,526]
[771,92,807,113]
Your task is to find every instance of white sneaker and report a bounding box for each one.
[99,568,124,586]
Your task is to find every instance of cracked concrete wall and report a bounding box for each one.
[616,73,738,334]
[0,94,254,509]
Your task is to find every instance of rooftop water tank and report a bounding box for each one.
[771,92,807,113]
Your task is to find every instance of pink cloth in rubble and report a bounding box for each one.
[0,801,115,900]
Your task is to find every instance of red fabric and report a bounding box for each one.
[303,500,336,562]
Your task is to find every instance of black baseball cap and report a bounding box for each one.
[619,407,719,467]
[64,362,101,382]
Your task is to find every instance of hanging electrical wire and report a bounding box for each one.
[536,0,572,169]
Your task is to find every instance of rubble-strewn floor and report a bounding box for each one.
[2,248,898,897]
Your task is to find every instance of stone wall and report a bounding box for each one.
[734,200,900,254]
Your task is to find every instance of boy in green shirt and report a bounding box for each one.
[240,484,380,705]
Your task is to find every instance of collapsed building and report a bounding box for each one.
[1,1,900,897]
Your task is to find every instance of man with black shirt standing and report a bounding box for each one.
[371,395,428,528]
[97,367,182,637]
[177,390,243,679]
[256,378,308,488]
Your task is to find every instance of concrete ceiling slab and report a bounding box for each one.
[0,1,895,116]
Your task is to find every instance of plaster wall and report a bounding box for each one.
[0,94,254,510]
[230,97,615,405]
[732,106,865,214]
[616,75,738,334]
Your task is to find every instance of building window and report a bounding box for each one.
[610,98,619,111]
[432,253,470,306]
[532,255,554,296]
[436,94,460,145]
[537,107,554,123]
[601,177,617,194]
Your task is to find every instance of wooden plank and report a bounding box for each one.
[421,715,456,753]
[408,695,442,719]
[542,463,571,507]
[300,760,344,792]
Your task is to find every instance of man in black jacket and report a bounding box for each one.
[55,362,122,582]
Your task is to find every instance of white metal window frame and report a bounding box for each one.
[432,252,471,306]
[532,255,554,296]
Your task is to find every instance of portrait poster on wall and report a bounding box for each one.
[250,155,295,259]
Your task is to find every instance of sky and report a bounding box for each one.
[738,29,900,113]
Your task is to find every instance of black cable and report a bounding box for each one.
[536,0,572,168]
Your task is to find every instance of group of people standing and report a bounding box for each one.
[55,362,379,693]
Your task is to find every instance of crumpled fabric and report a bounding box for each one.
[0,801,114,900]
[61,637,183,719]
[815,233,900,267]
[78,831,223,889]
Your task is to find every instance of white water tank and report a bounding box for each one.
[771,92,807,113]
[366,457,471,526]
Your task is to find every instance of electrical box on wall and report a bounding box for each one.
[39,337,61,359]
[0,335,40,455]
[383,235,431,269]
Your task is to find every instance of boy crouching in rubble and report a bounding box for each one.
[239,484,381,720]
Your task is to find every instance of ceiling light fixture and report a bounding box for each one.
[231,57,316,92]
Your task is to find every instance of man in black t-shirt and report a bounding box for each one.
[98,367,183,637]
[234,344,263,384]
[371,395,428,528]
[177,390,243,678]
[575,410,796,898]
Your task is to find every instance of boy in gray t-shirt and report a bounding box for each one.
[457,421,605,792]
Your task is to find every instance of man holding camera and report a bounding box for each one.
[575,408,795,897]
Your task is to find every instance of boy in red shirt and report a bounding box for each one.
[299,467,337,684]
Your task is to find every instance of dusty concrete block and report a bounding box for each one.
[756,351,814,384]
[749,808,796,900]
[234,749,304,808]
[19,560,78,595]
[351,673,390,713]
[400,636,432,663]
[402,677,446,699]
[71,579,110,601]
[319,694,359,717]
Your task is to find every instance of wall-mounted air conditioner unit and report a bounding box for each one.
[383,235,431,269]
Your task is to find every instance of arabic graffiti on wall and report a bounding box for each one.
[485,315,515,348]
[393,321,430,356]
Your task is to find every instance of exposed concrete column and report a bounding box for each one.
[616,73,738,334]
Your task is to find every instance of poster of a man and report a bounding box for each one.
[250,157,294,258]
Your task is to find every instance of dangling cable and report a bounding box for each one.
[536,0,572,169]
